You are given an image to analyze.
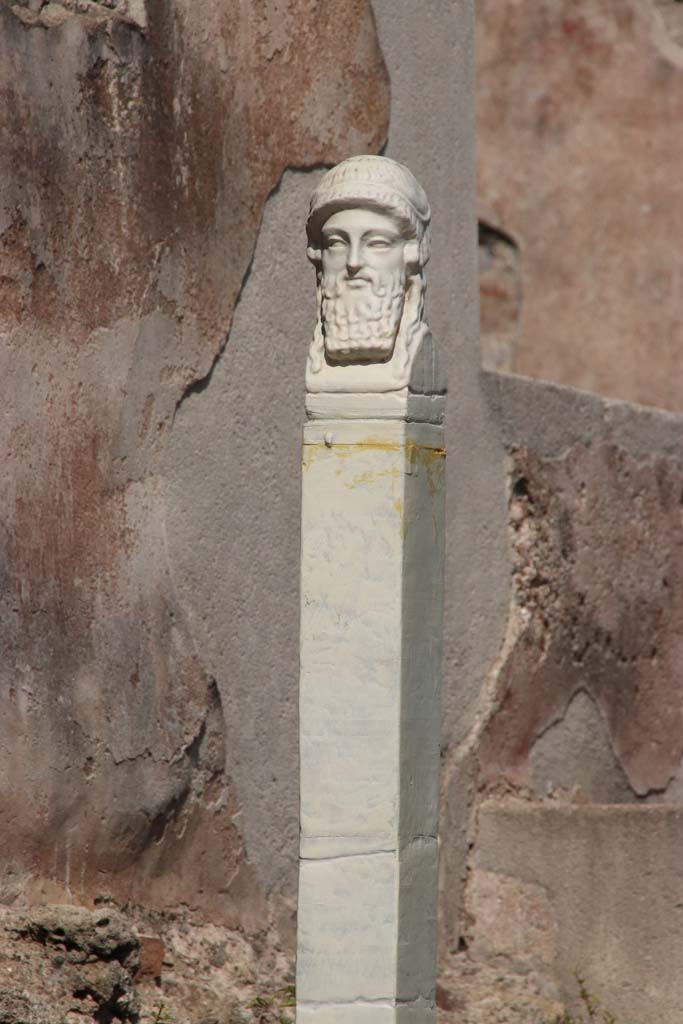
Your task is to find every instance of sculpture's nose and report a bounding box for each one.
[346,239,363,275]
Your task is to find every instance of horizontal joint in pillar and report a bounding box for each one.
[297,997,436,1024]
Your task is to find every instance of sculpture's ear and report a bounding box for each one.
[403,240,420,272]
[307,245,322,265]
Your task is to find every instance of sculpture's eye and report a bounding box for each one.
[324,235,347,249]
[367,235,394,250]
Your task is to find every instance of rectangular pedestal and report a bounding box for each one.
[297,419,445,1024]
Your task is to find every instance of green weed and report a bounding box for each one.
[145,1001,176,1024]
[554,972,618,1024]
[247,984,296,1024]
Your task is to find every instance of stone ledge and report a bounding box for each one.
[465,799,683,1023]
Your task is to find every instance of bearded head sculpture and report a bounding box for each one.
[306,156,432,384]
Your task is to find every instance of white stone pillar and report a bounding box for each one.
[296,157,446,1024]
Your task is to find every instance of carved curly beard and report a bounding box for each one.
[321,265,406,363]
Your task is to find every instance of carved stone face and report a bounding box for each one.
[319,208,407,363]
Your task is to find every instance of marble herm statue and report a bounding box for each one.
[304,156,445,410]
[297,156,446,1024]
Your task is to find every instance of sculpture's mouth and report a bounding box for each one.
[345,278,371,289]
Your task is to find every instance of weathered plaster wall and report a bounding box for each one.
[476,0,683,413]
[436,374,683,1022]
[164,168,309,928]
[482,438,683,799]
[480,372,683,804]
[2,0,504,968]
[0,0,388,928]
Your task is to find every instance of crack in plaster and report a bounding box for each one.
[171,163,335,422]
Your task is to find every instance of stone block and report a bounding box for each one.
[466,800,683,1022]
[297,853,398,1003]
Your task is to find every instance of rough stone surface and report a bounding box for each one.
[479,416,683,799]
[476,0,683,412]
[0,902,296,1024]
[0,896,562,1024]
[466,800,683,1024]
[434,374,683,1021]
[432,378,683,1024]
[0,905,140,1023]
[465,869,557,967]
[0,0,388,925]
[436,952,563,1024]
[529,690,635,804]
